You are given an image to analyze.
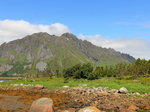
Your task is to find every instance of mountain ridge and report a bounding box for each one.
[0,32,135,76]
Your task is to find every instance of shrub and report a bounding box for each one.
[63,63,97,80]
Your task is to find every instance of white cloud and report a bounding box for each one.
[79,34,150,60]
[0,19,149,60]
[0,19,70,44]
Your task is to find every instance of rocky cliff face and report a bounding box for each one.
[0,32,135,75]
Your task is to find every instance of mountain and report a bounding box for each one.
[0,32,135,76]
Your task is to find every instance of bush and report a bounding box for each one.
[63,63,98,80]
[62,58,150,80]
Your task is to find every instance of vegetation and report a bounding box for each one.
[63,59,150,80]
[63,63,94,80]
[0,77,149,93]
[0,32,135,75]
[0,58,149,93]
[0,57,11,64]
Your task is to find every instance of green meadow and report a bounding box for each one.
[0,77,149,94]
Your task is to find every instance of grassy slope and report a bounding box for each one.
[0,77,149,93]
[0,57,11,64]
[44,38,90,72]
[0,33,133,75]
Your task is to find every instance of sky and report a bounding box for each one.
[0,0,150,59]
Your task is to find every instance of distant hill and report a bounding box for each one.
[0,32,135,76]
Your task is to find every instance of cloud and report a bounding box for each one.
[0,19,149,60]
[0,19,70,44]
[79,35,150,60]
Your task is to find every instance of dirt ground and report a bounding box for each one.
[0,87,149,112]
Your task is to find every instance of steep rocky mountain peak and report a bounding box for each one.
[0,32,135,76]
[61,32,78,41]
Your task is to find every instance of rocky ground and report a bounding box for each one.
[0,86,149,112]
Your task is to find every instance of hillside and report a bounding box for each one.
[0,32,135,76]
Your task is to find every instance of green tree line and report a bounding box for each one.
[63,58,150,80]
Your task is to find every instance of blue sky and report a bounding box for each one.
[0,0,150,39]
[0,0,150,59]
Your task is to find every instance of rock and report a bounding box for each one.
[29,97,54,112]
[0,108,9,112]
[78,106,102,112]
[120,109,136,112]
[78,84,87,87]
[34,84,44,89]
[101,91,108,96]
[0,64,13,74]
[143,104,150,110]
[36,61,47,71]
[134,92,140,96]
[63,86,69,88]
[109,89,119,93]
[60,108,76,112]
[114,93,120,97]
[120,106,139,112]
[119,87,128,94]
[26,52,32,63]
[37,45,53,60]
[128,105,139,111]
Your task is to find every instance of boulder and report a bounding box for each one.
[60,108,76,112]
[109,89,119,93]
[134,92,140,96]
[29,98,54,112]
[34,84,44,89]
[119,87,128,94]
[78,106,101,112]
[120,109,136,112]
[63,86,69,88]
[128,105,139,111]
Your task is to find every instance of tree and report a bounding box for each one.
[43,68,54,78]
[63,63,95,80]
[74,63,93,79]
[115,63,128,77]
[63,64,81,78]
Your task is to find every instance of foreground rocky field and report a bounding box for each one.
[0,86,149,112]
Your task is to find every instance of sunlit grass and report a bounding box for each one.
[0,77,150,93]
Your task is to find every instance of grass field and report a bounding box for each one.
[0,77,150,94]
